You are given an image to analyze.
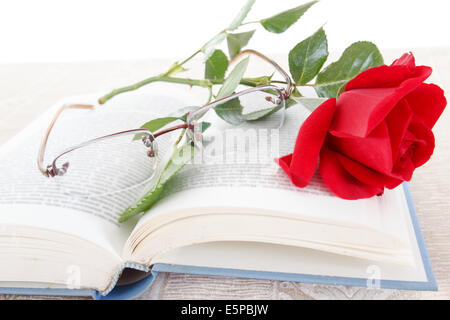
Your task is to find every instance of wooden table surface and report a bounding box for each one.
[0,48,449,300]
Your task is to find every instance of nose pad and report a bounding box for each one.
[265,96,281,105]
[142,135,157,158]
[56,162,70,176]
[46,162,69,177]
[141,135,153,148]
[146,146,155,158]
[145,145,158,171]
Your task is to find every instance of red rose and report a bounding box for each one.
[277,53,446,200]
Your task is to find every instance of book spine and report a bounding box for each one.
[101,262,150,296]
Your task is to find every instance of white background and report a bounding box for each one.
[0,0,449,63]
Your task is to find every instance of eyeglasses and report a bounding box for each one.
[37,49,294,198]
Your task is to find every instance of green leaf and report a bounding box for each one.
[118,143,195,223]
[260,1,317,34]
[139,117,179,132]
[214,57,249,124]
[118,184,164,223]
[214,98,244,125]
[216,90,286,124]
[166,61,187,76]
[285,88,304,109]
[315,41,384,98]
[119,122,211,223]
[288,27,328,85]
[285,98,297,109]
[244,74,273,86]
[291,87,303,97]
[216,56,249,99]
[133,116,179,140]
[226,30,255,59]
[228,0,256,31]
[291,97,327,113]
[243,104,283,121]
[205,49,228,80]
[169,105,199,122]
[202,32,227,61]
[198,121,211,132]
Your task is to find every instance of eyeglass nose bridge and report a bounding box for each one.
[265,89,285,105]
[141,134,157,159]
[141,135,153,148]
[140,132,158,170]
[143,136,157,160]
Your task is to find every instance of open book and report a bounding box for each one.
[0,84,436,299]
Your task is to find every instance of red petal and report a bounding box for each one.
[275,98,336,187]
[329,121,393,174]
[319,146,383,200]
[331,66,431,138]
[276,154,309,188]
[385,178,404,190]
[345,53,422,91]
[337,153,402,189]
[408,119,435,167]
[391,52,415,70]
[330,87,396,137]
[392,156,415,181]
[345,65,412,91]
[385,99,413,162]
[405,83,447,129]
[389,119,434,181]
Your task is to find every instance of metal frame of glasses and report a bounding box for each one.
[37,49,294,180]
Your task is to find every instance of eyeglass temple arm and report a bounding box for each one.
[230,49,293,98]
[37,104,95,176]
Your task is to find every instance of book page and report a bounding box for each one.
[125,98,413,265]
[0,85,204,255]
[134,102,404,232]
[126,94,416,267]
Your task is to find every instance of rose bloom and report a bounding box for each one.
[277,53,446,200]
